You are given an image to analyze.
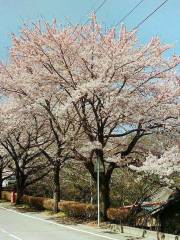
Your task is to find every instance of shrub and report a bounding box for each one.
[1,191,96,220]
[60,201,97,219]
[2,191,11,201]
[43,198,54,210]
[86,204,97,219]
[2,191,134,223]
[28,196,44,210]
[23,195,54,210]
[22,195,44,210]
[2,191,132,222]
[107,207,130,223]
[22,195,30,205]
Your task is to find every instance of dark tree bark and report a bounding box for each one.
[16,186,25,204]
[101,177,111,221]
[96,149,115,221]
[15,171,26,204]
[0,168,2,199]
[83,149,115,221]
[53,161,60,213]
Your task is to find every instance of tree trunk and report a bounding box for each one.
[53,162,60,213]
[84,149,115,222]
[15,172,26,204]
[101,179,111,221]
[95,149,111,221]
[0,182,2,199]
[16,186,25,204]
[0,169,2,199]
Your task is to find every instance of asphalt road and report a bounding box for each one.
[0,203,139,240]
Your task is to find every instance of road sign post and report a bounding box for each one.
[94,159,104,227]
[97,159,100,227]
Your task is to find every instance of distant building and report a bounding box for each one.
[135,187,180,234]
[152,188,180,234]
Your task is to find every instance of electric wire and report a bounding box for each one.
[133,0,169,30]
[115,0,146,27]
[78,0,103,25]
[83,0,109,25]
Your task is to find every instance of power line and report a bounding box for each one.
[115,0,146,27]
[77,0,102,25]
[83,0,109,25]
[90,0,103,12]
[94,0,109,14]
[65,0,108,37]
[67,0,109,27]
[133,0,169,30]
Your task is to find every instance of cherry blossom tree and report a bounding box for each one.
[0,75,75,212]
[130,146,180,186]
[0,146,13,198]
[33,110,74,213]
[0,100,50,204]
[0,16,179,219]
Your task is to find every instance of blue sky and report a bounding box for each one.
[0,0,180,60]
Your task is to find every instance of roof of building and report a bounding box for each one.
[143,188,180,215]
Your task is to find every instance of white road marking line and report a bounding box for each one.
[9,234,23,240]
[1,228,8,233]
[0,227,23,240]
[0,206,120,240]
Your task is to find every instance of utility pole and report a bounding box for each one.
[94,158,104,227]
[97,159,100,227]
